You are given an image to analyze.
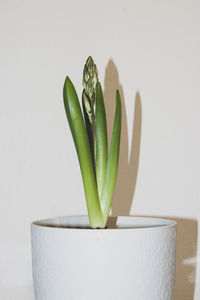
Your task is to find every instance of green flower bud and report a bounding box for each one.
[83,56,98,102]
[83,92,92,123]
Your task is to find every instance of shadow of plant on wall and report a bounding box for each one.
[104,59,142,216]
[103,59,198,300]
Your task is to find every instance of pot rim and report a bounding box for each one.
[31,215,176,231]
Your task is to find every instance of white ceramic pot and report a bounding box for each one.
[31,216,176,300]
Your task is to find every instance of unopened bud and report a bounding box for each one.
[83,92,92,123]
[83,56,98,102]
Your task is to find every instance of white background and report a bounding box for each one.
[0,0,199,299]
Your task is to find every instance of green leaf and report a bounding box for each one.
[100,90,122,224]
[95,82,108,198]
[63,76,104,228]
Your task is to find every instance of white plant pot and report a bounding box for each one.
[31,216,176,300]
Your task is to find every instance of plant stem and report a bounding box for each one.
[82,92,95,168]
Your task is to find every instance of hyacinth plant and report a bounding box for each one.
[63,57,121,228]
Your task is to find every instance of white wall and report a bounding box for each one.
[0,0,199,299]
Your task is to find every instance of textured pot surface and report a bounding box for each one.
[31,216,176,300]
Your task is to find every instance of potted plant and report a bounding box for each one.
[31,57,176,300]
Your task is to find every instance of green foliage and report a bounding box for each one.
[63,57,122,228]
